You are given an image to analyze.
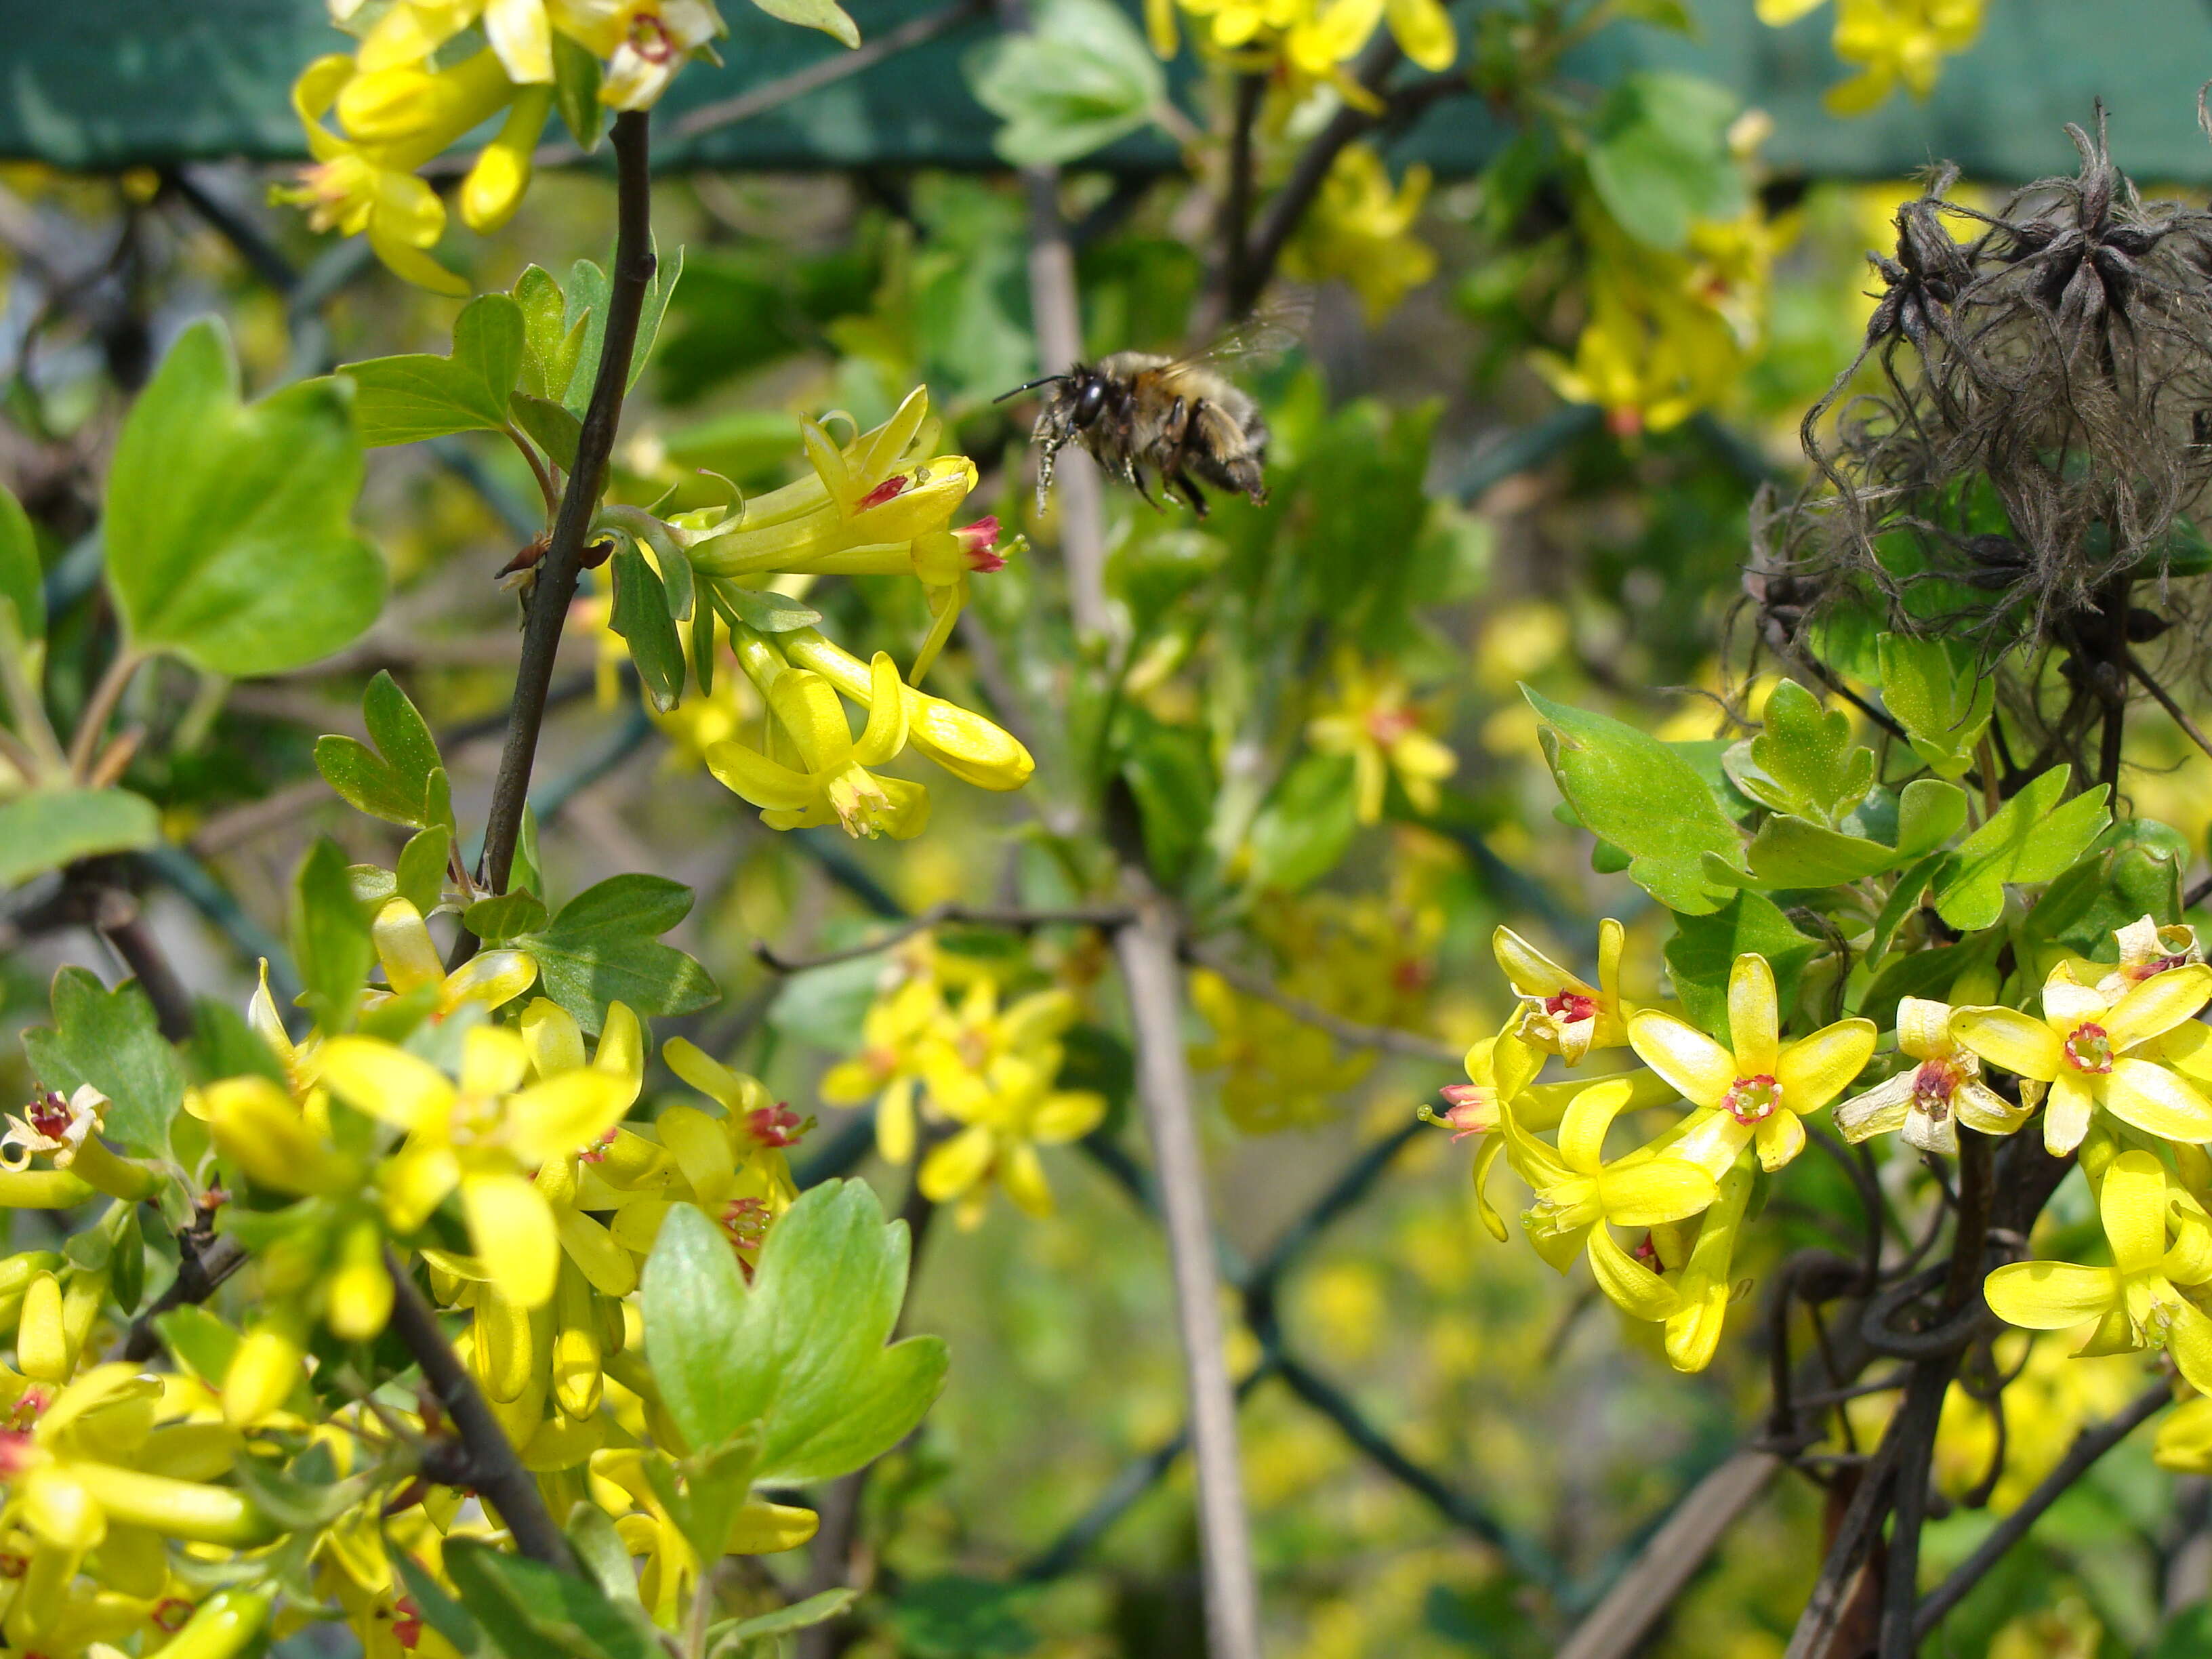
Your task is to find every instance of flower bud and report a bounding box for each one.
[151,1589,272,1659]
[552,1265,602,1420]
[205,1077,361,1196]
[474,1287,537,1406]
[461,85,552,233]
[0,1250,63,1331]
[325,1218,394,1343]
[16,1269,68,1382]
[222,1312,307,1427]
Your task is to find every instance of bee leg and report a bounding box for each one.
[1176,473,1210,519]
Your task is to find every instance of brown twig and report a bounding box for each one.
[110,1234,247,1363]
[1179,941,1461,1065]
[468,111,655,939]
[1216,71,1267,321]
[1114,892,1262,1659]
[2127,646,2212,763]
[383,1249,574,1571]
[1912,1380,2171,1639]
[754,902,1132,974]
[66,646,146,781]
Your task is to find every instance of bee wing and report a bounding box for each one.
[1168,295,1313,375]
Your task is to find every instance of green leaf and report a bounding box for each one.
[631,244,684,394]
[1866,850,1948,966]
[967,0,1164,167]
[1663,893,1822,1040]
[567,1503,643,1611]
[609,546,684,712]
[365,670,443,796]
[316,672,446,830]
[396,827,451,918]
[551,33,606,153]
[2024,820,2191,960]
[0,787,160,886]
[444,1538,662,1659]
[0,477,43,639]
[1858,943,1970,1032]
[1728,679,1874,826]
[104,321,384,676]
[191,998,287,1088]
[316,738,421,827]
[514,266,573,403]
[152,1305,241,1387]
[511,393,581,473]
[642,1183,948,1482]
[110,1206,144,1315]
[718,583,821,634]
[691,597,718,697]
[464,890,549,942]
[1585,72,1744,252]
[1246,751,1357,893]
[560,246,687,422]
[337,293,525,446]
[1877,634,1994,779]
[1525,686,1743,915]
[1933,767,2111,932]
[394,1551,483,1657]
[516,874,718,1033]
[747,0,859,48]
[1120,719,1214,886]
[1894,778,1968,859]
[293,838,375,1032]
[710,1590,858,1651]
[1738,816,1897,888]
[19,966,185,1155]
[884,1578,1037,1659]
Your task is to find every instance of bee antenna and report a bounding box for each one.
[994,375,1067,403]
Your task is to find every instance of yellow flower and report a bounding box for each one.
[1758,0,1982,113]
[548,0,729,110]
[275,52,514,294]
[705,634,928,839]
[1951,962,2212,1156]
[1160,0,1451,80]
[1536,257,1742,438]
[354,0,560,84]
[1283,144,1437,324]
[0,1086,157,1202]
[821,972,950,1164]
[1985,1148,2212,1390]
[1498,1077,1717,1317]
[781,627,1034,793]
[1832,996,2032,1153]
[1658,1155,1755,1373]
[1492,918,1633,1065]
[916,985,1105,1227]
[2097,914,2205,1000]
[1629,953,1877,1174]
[318,1025,634,1308]
[371,897,539,1020]
[1305,650,1456,825]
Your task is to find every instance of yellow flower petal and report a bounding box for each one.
[319,1036,457,1130]
[1556,1078,1635,1173]
[919,1123,994,1205]
[1984,1261,2118,1329]
[1775,1019,1877,1112]
[1628,1011,1736,1110]
[448,949,539,1015]
[1950,1006,2063,1082]
[461,1025,531,1097]
[1754,1109,1806,1171]
[725,1500,819,1555]
[1586,1225,1678,1320]
[1594,1158,1717,1227]
[2107,965,2212,1051]
[2102,1059,2212,1145]
[508,1071,633,1166]
[2045,1069,2097,1154]
[462,1171,562,1309]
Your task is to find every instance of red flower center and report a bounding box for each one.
[1910,1059,1959,1122]
[579,1126,618,1165]
[393,1596,424,1649]
[857,474,912,511]
[627,15,676,60]
[152,1599,196,1633]
[25,1092,70,1141]
[1722,1074,1782,1126]
[747,1103,806,1149]
[1543,991,1599,1025]
[2063,1023,2114,1074]
[722,1197,771,1250]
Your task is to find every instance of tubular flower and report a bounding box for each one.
[352,0,560,83]
[1629,953,1877,1175]
[371,897,539,1020]
[275,51,514,294]
[781,628,1033,792]
[1950,962,2212,1156]
[821,971,950,1165]
[1305,649,1457,825]
[705,633,926,839]
[1657,1155,1756,1374]
[0,1086,156,1203]
[2097,914,2205,999]
[1832,996,2032,1153]
[1282,144,1437,324]
[1420,1023,1540,1241]
[1499,1078,1718,1317]
[1493,918,1633,1064]
[1984,1149,2212,1389]
[548,0,729,110]
[318,1026,634,1308]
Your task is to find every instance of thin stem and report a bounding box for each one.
[1913,1380,2170,1638]
[2127,647,2212,763]
[754,903,1130,974]
[473,111,655,915]
[66,644,145,781]
[383,1248,575,1571]
[1180,939,1461,1065]
[504,423,560,516]
[1218,72,1266,321]
[1113,895,1261,1659]
[92,887,194,1042]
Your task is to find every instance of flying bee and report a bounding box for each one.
[998,304,1305,519]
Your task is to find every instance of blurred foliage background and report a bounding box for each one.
[10,1,2212,1654]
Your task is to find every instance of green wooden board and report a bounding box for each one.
[3,0,2210,182]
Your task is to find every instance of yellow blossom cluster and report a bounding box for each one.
[1757,0,1985,115]
[1438,912,2212,1395]
[0,905,817,1657]
[1147,0,1454,95]
[822,943,1107,1227]
[583,388,1036,838]
[280,0,748,289]
[1282,144,1437,325]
